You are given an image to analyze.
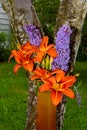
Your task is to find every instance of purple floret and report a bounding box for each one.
[52,24,72,72]
[23,24,41,46]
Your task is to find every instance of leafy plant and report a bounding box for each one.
[0,48,11,62]
[33,0,60,41]
[0,32,7,48]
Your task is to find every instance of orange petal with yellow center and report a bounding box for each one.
[48,76,57,86]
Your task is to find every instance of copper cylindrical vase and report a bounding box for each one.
[37,92,56,130]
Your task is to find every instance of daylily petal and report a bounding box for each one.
[47,76,57,86]
[47,48,58,58]
[8,53,14,63]
[40,36,48,48]
[11,50,23,64]
[33,51,44,62]
[62,88,75,99]
[55,70,65,82]
[23,61,33,72]
[46,44,55,50]
[62,76,76,88]
[13,64,21,73]
[33,68,44,76]
[31,75,40,81]
[50,90,63,106]
[21,42,32,51]
[31,68,59,83]
[35,36,57,61]
[12,50,23,58]
[39,83,51,92]
[51,68,61,75]
[14,57,22,64]
[31,68,44,80]
[25,49,36,57]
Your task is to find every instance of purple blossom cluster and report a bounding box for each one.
[52,24,72,72]
[23,24,42,46]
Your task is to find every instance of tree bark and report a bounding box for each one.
[1,0,87,130]
[1,0,44,130]
[54,0,87,130]
[1,0,44,44]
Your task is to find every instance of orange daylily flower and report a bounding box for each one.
[31,67,61,82]
[39,70,76,106]
[33,36,58,62]
[9,50,34,73]
[21,42,32,51]
[8,42,39,73]
[18,42,39,56]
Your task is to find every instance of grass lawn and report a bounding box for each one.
[63,61,87,130]
[0,61,87,130]
[0,61,28,130]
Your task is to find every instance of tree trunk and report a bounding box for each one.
[1,0,44,44]
[1,0,44,130]
[1,0,87,130]
[54,0,87,130]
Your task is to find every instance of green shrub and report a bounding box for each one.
[77,53,87,61]
[0,32,12,61]
[0,32,6,43]
[0,48,11,62]
[0,32,7,48]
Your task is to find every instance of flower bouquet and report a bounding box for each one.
[9,24,78,130]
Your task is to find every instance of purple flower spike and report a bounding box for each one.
[52,24,72,72]
[23,25,42,46]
